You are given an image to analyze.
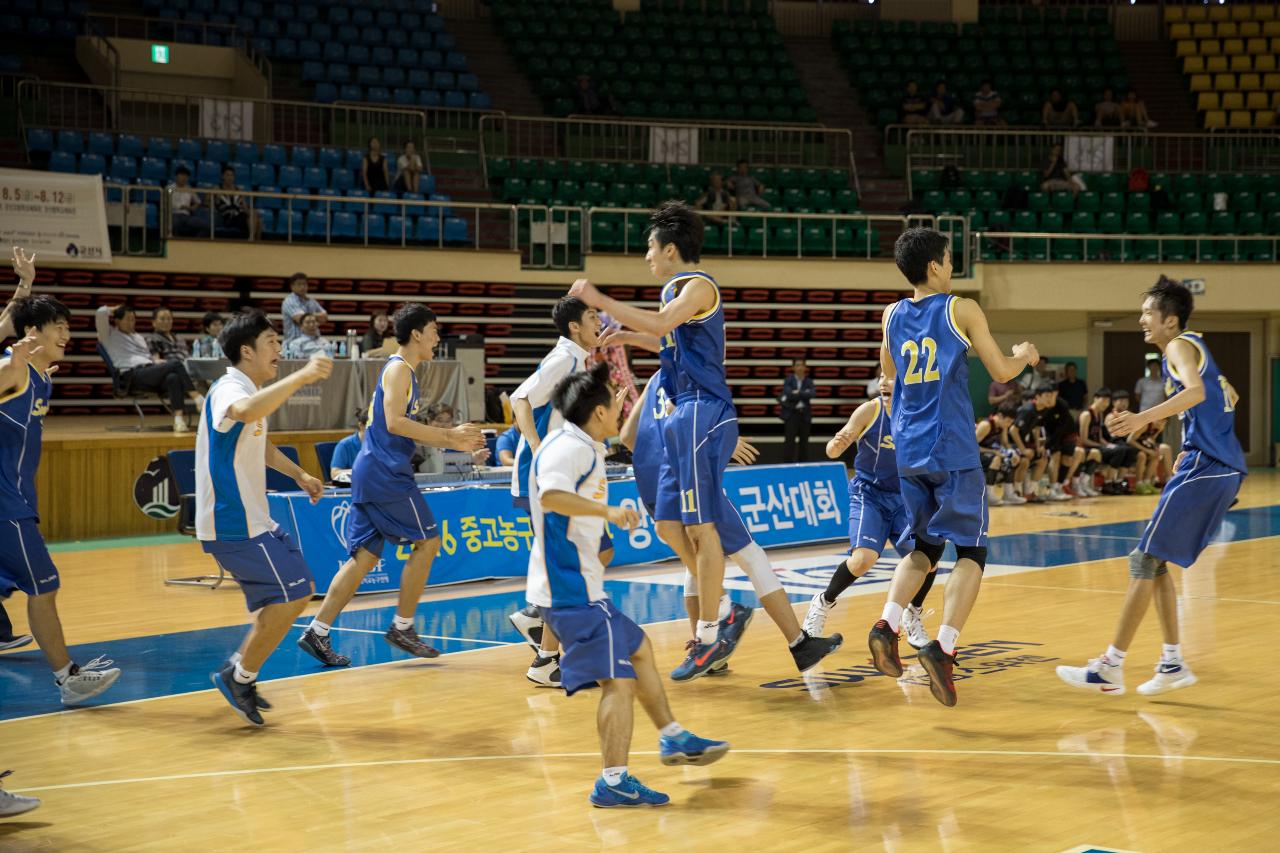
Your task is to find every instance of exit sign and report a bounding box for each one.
[151,44,169,64]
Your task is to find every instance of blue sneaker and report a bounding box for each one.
[589,774,670,808]
[670,638,731,681]
[659,730,730,766]
[717,602,753,650]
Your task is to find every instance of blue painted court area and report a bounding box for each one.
[2,505,1277,722]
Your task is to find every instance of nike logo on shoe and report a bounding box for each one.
[614,789,640,800]
[694,647,716,666]
[1101,686,1121,693]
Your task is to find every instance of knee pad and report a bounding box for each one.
[985,467,999,486]
[914,538,946,567]
[955,545,988,571]
[683,570,697,598]
[1128,549,1162,579]
[731,542,783,598]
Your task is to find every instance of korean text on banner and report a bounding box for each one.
[0,168,112,264]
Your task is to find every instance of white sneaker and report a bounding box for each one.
[58,655,121,706]
[802,592,835,638]
[1048,483,1072,502]
[0,634,34,652]
[1056,655,1125,695]
[173,417,190,434]
[986,484,1004,507]
[526,654,561,688]
[1001,485,1027,505]
[0,771,40,818]
[1137,661,1197,696]
[901,605,931,650]
[507,605,544,652]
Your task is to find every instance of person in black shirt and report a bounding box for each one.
[361,137,390,194]
[1012,394,1049,502]
[1057,361,1087,412]
[1078,388,1140,495]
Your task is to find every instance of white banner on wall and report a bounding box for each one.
[0,168,112,264]
[649,126,699,164]
[200,98,254,141]
[1065,134,1114,174]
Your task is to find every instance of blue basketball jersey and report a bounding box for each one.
[853,397,900,491]
[659,271,732,404]
[352,355,420,502]
[884,293,980,475]
[633,367,671,480]
[1164,331,1247,474]
[0,363,51,521]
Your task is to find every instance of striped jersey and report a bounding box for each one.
[852,396,899,490]
[196,367,276,541]
[509,336,590,498]
[352,355,420,503]
[0,361,52,521]
[659,271,732,404]
[1164,331,1247,474]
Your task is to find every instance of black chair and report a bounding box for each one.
[96,342,168,431]
[266,444,304,491]
[161,448,236,589]
[315,440,338,484]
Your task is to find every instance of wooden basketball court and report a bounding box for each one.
[2,475,1278,852]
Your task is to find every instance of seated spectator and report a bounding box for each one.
[1042,89,1079,128]
[416,404,489,473]
[1120,89,1156,129]
[988,374,1023,412]
[1040,143,1077,194]
[191,311,224,359]
[1094,87,1123,128]
[573,73,617,116]
[1057,361,1087,413]
[282,312,334,359]
[148,306,190,362]
[361,310,396,357]
[362,137,390,193]
[694,171,737,222]
[213,166,259,239]
[972,80,1003,126]
[169,166,208,237]
[728,160,771,210]
[282,272,327,342]
[901,80,929,125]
[494,424,519,466]
[928,82,964,124]
[395,141,423,193]
[328,407,368,482]
[95,303,202,433]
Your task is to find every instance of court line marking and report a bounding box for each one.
[1031,531,1139,542]
[985,581,1280,606]
[14,747,1280,794]
[290,624,514,645]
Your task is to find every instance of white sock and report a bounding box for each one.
[538,645,558,660]
[233,662,257,684]
[309,620,331,637]
[789,632,805,648]
[880,602,904,630]
[228,652,242,666]
[660,721,684,738]
[1105,644,1127,665]
[716,594,732,622]
[696,620,718,645]
[1161,643,1181,664]
[937,625,960,655]
[54,662,73,684]
[602,766,627,786]
[392,615,413,631]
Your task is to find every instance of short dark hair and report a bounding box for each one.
[647,200,703,264]
[1112,389,1130,400]
[894,227,949,285]
[1094,387,1112,399]
[1035,380,1057,396]
[353,406,369,428]
[552,361,613,429]
[736,159,747,167]
[392,302,437,345]
[153,306,172,318]
[174,165,191,177]
[552,296,590,339]
[14,295,70,334]
[201,311,223,332]
[112,304,134,322]
[288,272,307,286]
[1144,275,1193,330]
[299,311,318,325]
[218,309,274,366]
[996,401,1018,418]
[221,165,234,176]
[1064,361,1077,370]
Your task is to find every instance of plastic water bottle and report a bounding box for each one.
[336,339,346,358]
[346,329,358,359]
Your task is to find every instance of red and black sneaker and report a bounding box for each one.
[917,640,958,707]
[867,619,903,678]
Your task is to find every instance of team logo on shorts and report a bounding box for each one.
[330,500,351,548]
[132,456,179,519]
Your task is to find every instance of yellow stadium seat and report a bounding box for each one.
[1223,38,1244,56]
[1256,55,1277,73]
[1209,5,1229,23]
[1200,39,1221,56]
[1207,55,1229,73]
[1266,73,1280,92]
[1273,91,1280,109]
[1272,37,1280,52]
[1190,73,1212,92]
[1246,37,1267,54]
[1170,22,1192,40]
[1176,39,1198,58]
[1240,72,1262,92]
[1186,7,1207,24]
[1231,5,1254,23]
[1214,73,1237,91]
[1197,92,1221,112]
[1257,6,1277,23]
[1240,22,1261,38]
[1194,22,1215,39]
[1256,110,1276,128]
[1228,110,1252,128]
[1184,55,1206,74]
[1245,91,1269,110]
[1217,22,1239,39]
[1222,92,1244,111]
[1265,21,1280,37]
[1204,109,1226,129]
[1231,55,1253,72]
[1165,7,1185,24]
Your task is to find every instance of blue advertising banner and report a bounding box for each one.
[268,462,850,594]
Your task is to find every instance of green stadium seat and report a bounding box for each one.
[913,170,941,193]
[1128,192,1150,213]
[515,158,540,179]
[834,188,859,212]
[1237,211,1262,233]
[1040,211,1065,232]
[591,214,621,250]
[1211,211,1236,233]
[487,158,511,180]
[1101,191,1125,212]
[1076,191,1100,212]
[975,189,1000,211]
[1050,191,1075,212]
[1182,211,1207,233]
[1128,239,1160,261]
[962,170,987,190]
[1098,211,1122,233]
[1125,211,1151,233]
[1267,211,1280,234]
[950,190,972,210]
[1156,211,1182,234]
[1053,237,1084,260]
[1232,192,1257,212]
[501,177,527,202]
[922,190,946,213]
[1014,210,1037,231]
[989,170,1012,191]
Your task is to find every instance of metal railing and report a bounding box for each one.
[479,114,860,197]
[332,101,505,162]
[84,13,272,89]
[971,230,1279,263]
[103,180,165,256]
[82,16,121,92]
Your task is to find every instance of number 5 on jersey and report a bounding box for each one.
[900,337,941,385]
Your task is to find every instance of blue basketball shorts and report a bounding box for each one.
[653,455,752,555]
[0,517,60,598]
[1137,450,1243,568]
[514,495,613,554]
[541,598,647,696]
[847,476,914,558]
[202,528,314,612]
[656,394,739,528]
[345,492,439,559]
[899,468,989,548]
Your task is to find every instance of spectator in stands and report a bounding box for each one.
[1134,356,1165,412]
[900,80,929,125]
[1041,89,1079,128]
[148,307,190,362]
[972,80,1003,126]
[1121,89,1156,129]
[213,166,259,240]
[361,137,391,194]
[328,406,368,483]
[494,424,519,466]
[1040,143,1077,195]
[169,166,208,237]
[928,81,965,124]
[416,404,490,473]
[572,73,616,116]
[95,304,202,433]
[1057,361,1088,413]
[281,272,327,341]
[778,357,816,463]
[1094,87,1123,128]
[282,312,334,359]
[395,141,424,193]
[988,374,1023,412]
[728,160,771,210]
[192,311,224,359]
[694,171,737,222]
[361,310,396,357]
[1019,357,1058,398]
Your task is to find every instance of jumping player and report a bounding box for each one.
[299,305,483,666]
[1057,277,1244,696]
[527,363,728,807]
[866,228,1038,707]
[196,309,331,725]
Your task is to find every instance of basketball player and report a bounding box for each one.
[1010,392,1049,502]
[527,363,728,807]
[574,202,842,680]
[1057,278,1244,696]
[300,304,483,666]
[977,402,1028,506]
[802,371,937,647]
[1079,388,1140,494]
[0,257,121,705]
[867,228,1038,707]
[504,296,603,688]
[1130,418,1173,493]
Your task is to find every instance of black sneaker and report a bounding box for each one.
[297,628,351,667]
[526,654,562,688]
[867,619,904,678]
[790,631,844,673]
[385,625,440,658]
[706,659,730,676]
[211,664,264,726]
[917,640,959,707]
[222,660,272,710]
